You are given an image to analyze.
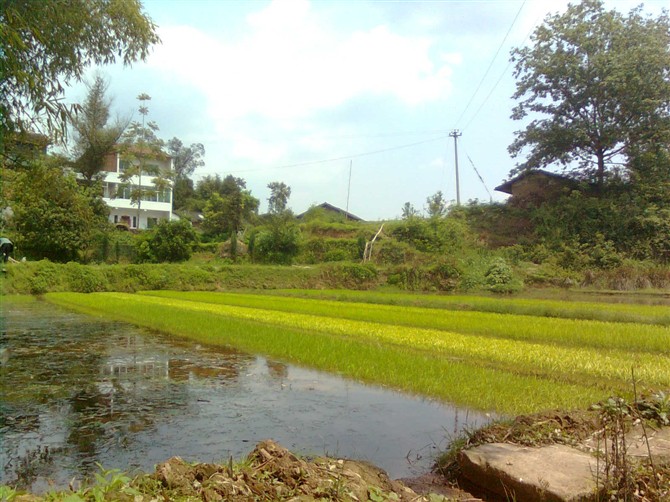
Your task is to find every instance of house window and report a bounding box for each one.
[118,185,131,199]
[145,190,158,202]
[113,215,118,224]
[156,189,171,203]
[147,217,159,229]
[119,160,132,173]
[132,216,137,228]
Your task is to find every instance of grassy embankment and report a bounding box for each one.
[45,291,670,416]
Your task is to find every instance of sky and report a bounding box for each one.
[64,0,668,220]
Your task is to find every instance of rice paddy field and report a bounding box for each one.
[45,290,670,416]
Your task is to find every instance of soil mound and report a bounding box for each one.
[149,439,427,501]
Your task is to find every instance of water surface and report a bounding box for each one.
[0,299,488,492]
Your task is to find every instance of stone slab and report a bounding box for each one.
[459,443,601,502]
[625,425,670,464]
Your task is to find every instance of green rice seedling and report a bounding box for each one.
[47,293,670,395]
[140,291,670,354]
[265,289,670,326]
[124,293,670,390]
[44,291,607,415]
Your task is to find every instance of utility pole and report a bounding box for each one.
[449,130,462,205]
[345,160,352,219]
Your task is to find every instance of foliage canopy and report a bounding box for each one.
[10,158,97,262]
[70,74,128,183]
[509,0,670,186]
[0,0,159,140]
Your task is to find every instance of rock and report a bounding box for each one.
[459,443,601,502]
[625,425,670,465]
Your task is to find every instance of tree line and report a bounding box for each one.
[1,0,668,267]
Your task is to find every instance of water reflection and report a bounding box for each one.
[1,299,489,492]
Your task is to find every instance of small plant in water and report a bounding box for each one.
[64,464,141,501]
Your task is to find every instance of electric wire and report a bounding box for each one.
[453,0,526,129]
[464,149,494,202]
[198,133,450,176]
[196,1,537,194]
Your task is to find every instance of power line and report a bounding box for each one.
[464,150,493,202]
[198,134,450,176]
[462,8,543,132]
[449,130,462,205]
[454,0,526,129]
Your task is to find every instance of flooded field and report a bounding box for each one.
[0,299,487,492]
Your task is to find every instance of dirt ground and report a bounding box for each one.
[140,439,480,501]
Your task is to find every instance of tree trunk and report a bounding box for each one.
[596,149,605,191]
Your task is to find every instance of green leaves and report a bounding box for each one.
[509,0,670,185]
[11,158,96,262]
[1,0,159,140]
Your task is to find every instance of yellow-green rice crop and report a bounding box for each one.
[45,292,607,415]
[48,292,670,393]
[267,289,670,326]
[124,293,670,389]
[140,291,670,354]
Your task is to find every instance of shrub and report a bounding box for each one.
[375,240,414,265]
[299,237,359,263]
[134,220,198,264]
[428,259,461,291]
[484,258,522,293]
[64,262,109,293]
[321,262,378,289]
[28,260,61,295]
[149,220,198,263]
[252,222,300,265]
[386,265,424,290]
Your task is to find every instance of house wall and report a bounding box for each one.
[101,152,174,229]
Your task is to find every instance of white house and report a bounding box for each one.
[100,150,174,230]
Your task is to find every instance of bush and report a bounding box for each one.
[64,262,109,293]
[386,265,424,290]
[321,262,378,289]
[299,237,359,263]
[484,258,522,293]
[252,221,300,265]
[136,220,198,263]
[386,260,461,291]
[28,260,61,295]
[375,240,414,265]
[581,261,670,290]
[428,259,461,290]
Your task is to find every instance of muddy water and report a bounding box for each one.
[0,299,489,492]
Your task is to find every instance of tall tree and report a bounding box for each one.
[267,181,291,214]
[201,175,259,238]
[401,202,420,220]
[1,0,159,142]
[118,94,170,225]
[166,138,205,210]
[70,74,128,183]
[426,191,447,218]
[166,138,205,179]
[508,0,670,187]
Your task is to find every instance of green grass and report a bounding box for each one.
[140,291,670,354]
[264,289,670,325]
[108,293,670,389]
[45,291,670,415]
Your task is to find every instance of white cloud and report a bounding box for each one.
[146,0,460,164]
